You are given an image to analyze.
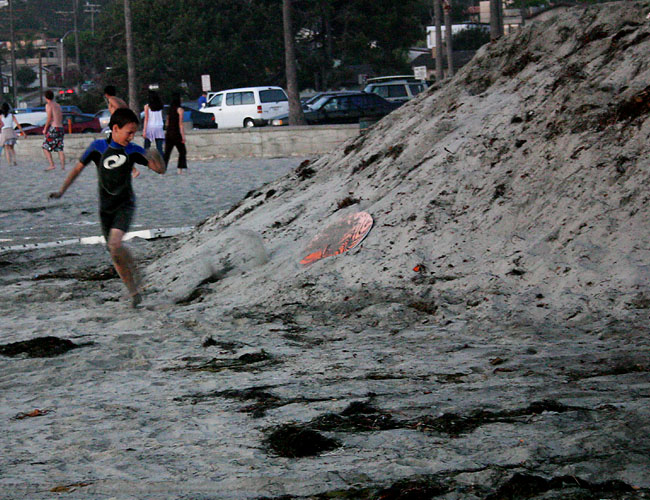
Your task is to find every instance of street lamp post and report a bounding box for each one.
[60,29,76,86]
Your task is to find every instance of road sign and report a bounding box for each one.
[414,66,427,81]
[201,74,211,92]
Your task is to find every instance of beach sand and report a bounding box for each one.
[2,3,650,498]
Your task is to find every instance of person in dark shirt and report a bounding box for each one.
[49,108,166,307]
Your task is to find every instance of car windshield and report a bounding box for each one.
[310,96,333,110]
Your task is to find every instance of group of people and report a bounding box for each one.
[0,86,188,175]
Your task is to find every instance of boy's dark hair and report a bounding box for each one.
[104,85,116,96]
[1,102,9,116]
[44,90,54,100]
[109,107,139,129]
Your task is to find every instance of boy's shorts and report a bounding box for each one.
[100,205,135,241]
[43,126,64,152]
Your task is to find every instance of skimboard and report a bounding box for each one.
[300,211,373,266]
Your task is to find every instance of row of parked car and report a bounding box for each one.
[11,76,427,134]
[199,76,428,129]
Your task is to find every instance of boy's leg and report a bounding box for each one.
[58,151,65,170]
[43,149,56,170]
[106,228,141,306]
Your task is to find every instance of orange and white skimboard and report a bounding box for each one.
[300,211,373,266]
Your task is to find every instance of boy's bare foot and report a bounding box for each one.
[45,166,56,171]
[131,292,142,308]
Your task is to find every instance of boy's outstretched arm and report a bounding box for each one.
[49,161,87,199]
[145,149,166,174]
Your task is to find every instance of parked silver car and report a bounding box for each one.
[363,76,428,103]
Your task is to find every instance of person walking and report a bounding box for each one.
[142,90,165,157]
[0,103,25,166]
[42,90,65,171]
[49,108,166,307]
[164,93,187,174]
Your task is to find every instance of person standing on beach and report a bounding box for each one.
[0,102,25,166]
[164,93,187,174]
[49,108,166,307]
[142,90,165,157]
[42,90,65,171]
[104,85,140,178]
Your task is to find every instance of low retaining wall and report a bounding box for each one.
[14,124,360,160]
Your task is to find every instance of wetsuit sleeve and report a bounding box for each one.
[127,143,149,166]
[80,140,104,166]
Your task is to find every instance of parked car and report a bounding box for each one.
[13,110,47,128]
[301,90,360,109]
[363,75,428,103]
[181,104,217,129]
[15,105,83,114]
[22,112,101,135]
[269,91,400,126]
[95,108,111,131]
[200,86,289,129]
[14,105,84,128]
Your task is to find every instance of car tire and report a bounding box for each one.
[243,118,255,128]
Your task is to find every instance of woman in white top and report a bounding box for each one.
[142,90,165,156]
[0,102,25,166]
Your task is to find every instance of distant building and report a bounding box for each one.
[426,24,487,49]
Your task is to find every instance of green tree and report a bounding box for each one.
[16,66,37,88]
[80,0,431,102]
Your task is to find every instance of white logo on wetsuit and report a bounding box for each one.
[103,154,128,170]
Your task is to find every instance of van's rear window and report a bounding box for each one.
[260,89,288,103]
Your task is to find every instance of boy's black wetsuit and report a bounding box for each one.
[81,139,149,239]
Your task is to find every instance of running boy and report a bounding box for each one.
[49,108,166,307]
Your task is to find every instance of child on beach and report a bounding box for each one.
[49,108,166,307]
[0,102,25,166]
[43,90,66,171]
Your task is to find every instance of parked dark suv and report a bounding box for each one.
[270,91,400,126]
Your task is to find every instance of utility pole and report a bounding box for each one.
[73,0,80,78]
[124,0,138,111]
[9,0,17,107]
[433,0,443,82]
[39,48,43,105]
[84,1,101,35]
[443,0,454,77]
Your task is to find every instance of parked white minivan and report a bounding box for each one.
[200,86,289,129]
